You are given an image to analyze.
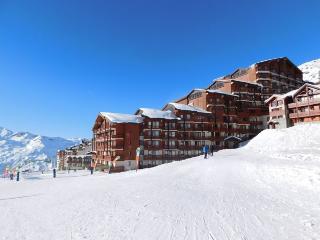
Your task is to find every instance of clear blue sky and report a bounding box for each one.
[0,0,319,138]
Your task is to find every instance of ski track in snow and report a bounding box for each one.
[1,124,320,240]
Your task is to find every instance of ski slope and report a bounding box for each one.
[1,124,320,240]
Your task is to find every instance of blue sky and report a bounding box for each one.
[0,0,319,138]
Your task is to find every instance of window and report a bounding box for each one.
[152,130,160,137]
[152,121,160,128]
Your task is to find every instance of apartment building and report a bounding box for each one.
[222,57,304,101]
[208,79,268,137]
[175,88,243,147]
[92,112,143,171]
[265,83,320,128]
[57,139,93,170]
[134,108,180,168]
[288,84,320,124]
[265,90,297,129]
[163,102,213,155]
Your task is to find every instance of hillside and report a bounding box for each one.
[299,59,320,83]
[0,123,319,240]
[0,127,80,172]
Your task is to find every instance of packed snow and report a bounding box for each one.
[99,112,144,124]
[299,59,320,83]
[1,123,320,240]
[0,127,80,172]
[165,102,211,114]
[137,108,180,119]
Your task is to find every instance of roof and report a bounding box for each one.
[207,89,239,97]
[265,89,300,104]
[164,103,211,114]
[230,79,263,88]
[292,83,320,98]
[99,112,143,124]
[224,136,242,142]
[173,88,205,103]
[136,108,179,120]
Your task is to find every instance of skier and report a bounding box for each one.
[210,144,215,156]
[90,159,95,175]
[9,169,14,180]
[135,147,141,172]
[16,167,20,181]
[203,145,209,159]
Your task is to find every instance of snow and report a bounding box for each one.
[166,102,211,114]
[1,123,320,240]
[207,89,239,97]
[100,112,144,124]
[299,59,320,83]
[137,108,180,120]
[230,79,264,88]
[0,127,80,172]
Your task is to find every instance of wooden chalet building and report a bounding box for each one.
[163,103,213,156]
[92,112,143,172]
[288,84,320,125]
[265,83,320,128]
[208,79,268,138]
[175,88,243,148]
[222,57,304,101]
[265,89,297,129]
[57,139,93,170]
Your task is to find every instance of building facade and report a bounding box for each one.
[92,112,143,172]
[222,57,304,101]
[57,139,93,170]
[288,84,320,125]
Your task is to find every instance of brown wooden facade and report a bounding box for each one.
[288,84,320,124]
[222,57,304,101]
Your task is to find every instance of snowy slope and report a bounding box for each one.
[0,127,81,172]
[0,123,319,240]
[299,59,320,83]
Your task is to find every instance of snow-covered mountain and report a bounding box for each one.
[299,59,320,84]
[0,127,81,172]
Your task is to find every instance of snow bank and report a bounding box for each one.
[245,123,320,154]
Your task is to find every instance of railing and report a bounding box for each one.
[289,110,320,118]
[288,99,320,108]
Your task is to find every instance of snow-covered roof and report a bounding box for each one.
[207,90,238,97]
[265,89,299,103]
[254,57,287,65]
[224,136,242,141]
[165,103,211,114]
[137,108,179,120]
[230,79,264,88]
[292,83,320,98]
[100,112,143,124]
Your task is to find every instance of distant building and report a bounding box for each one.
[57,139,92,170]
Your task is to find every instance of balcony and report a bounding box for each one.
[289,110,320,118]
[288,99,320,108]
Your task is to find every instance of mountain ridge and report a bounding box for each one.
[0,126,81,172]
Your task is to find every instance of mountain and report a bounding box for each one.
[0,127,81,172]
[299,59,320,84]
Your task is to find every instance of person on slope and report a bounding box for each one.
[135,147,141,172]
[203,145,209,159]
[210,144,215,156]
